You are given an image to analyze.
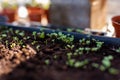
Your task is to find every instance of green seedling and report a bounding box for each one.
[67,52,72,59]
[92,63,99,68]
[15,30,20,34]
[36,45,40,50]
[53,55,58,59]
[45,59,50,65]
[91,47,99,52]
[10,43,16,48]
[32,31,37,39]
[1,34,7,37]
[85,47,91,53]
[74,60,88,68]
[19,31,25,37]
[75,47,84,55]
[66,59,75,67]
[39,32,45,39]
[13,37,19,42]
[108,68,119,75]
[5,40,8,47]
[31,41,37,45]
[76,29,84,33]
[102,55,113,68]
[96,41,104,48]
[67,28,73,32]
[116,47,120,53]
[86,40,91,45]
[66,44,75,49]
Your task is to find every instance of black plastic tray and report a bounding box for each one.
[0,22,120,47]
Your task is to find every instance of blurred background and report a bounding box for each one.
[0,0,119,37]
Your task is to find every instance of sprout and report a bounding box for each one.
[92,63,99,68]
[32,31,37,39]
[75,47,84,55]
[36,45,40,50]
[74,60,88,68]
[15,30,20,34]
[67,52,72,59]
[66,59,75,67]
[45,59,50,65]
[38,32,45,39]
[91,47,99,52]
[116,47,120,53]
[31,41,37,45]
[76,29,83,33]
[96,41,104,48]
[109,68,119,75]
[86,40,91,45]
[67,28,73,32]
[102,55,113,68]
[1,34,7,37]
[53,55,57,59]
[66,45,74,49]
[85,47,91,53]
[19,31,25,37]
[10,43,16,48]
[100,65,106,71]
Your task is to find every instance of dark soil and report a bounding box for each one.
[0,27,120,80]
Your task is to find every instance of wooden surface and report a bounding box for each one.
[90,0,107,30]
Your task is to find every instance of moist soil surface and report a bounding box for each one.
[0,27,120,80]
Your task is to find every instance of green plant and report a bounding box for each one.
[76,29,84,33]
[92,55,118,75]
[19,31,25,37]
[5,40,8,47]
[57,32,74,44]
[38,32,45,39]
[31,41,37,45]
[67,28,73,32]
[102,55,113,68]
[10,43,16,48]
[45,59,50,65]
[91,47,99,52]
[36,45,40,50]
[74,47,84,55]
[96,41,104,49]
[67,52,72,59]
[66,59,89,68]
[108,68,119,75]
[53,55,58,59]
[32,31,37,40]
[1,34,7,38]
[66,44,75,49]
[66,59,75,67]
[116,47,120,53]
[74,60,88,68]
[47,32,74,44]
[92,63,99,68]
[85,47,91,53]
[15,30,20,34]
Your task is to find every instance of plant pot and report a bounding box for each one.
[2,8,16,23]
[112,15,120,38]
[27,7,44,22]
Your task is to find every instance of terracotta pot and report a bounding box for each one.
[112,15,120,38]
[2,8,16,23]
[27,7,44,22]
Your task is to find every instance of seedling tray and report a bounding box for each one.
[0,22,120,46]
[0,22,120,80]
